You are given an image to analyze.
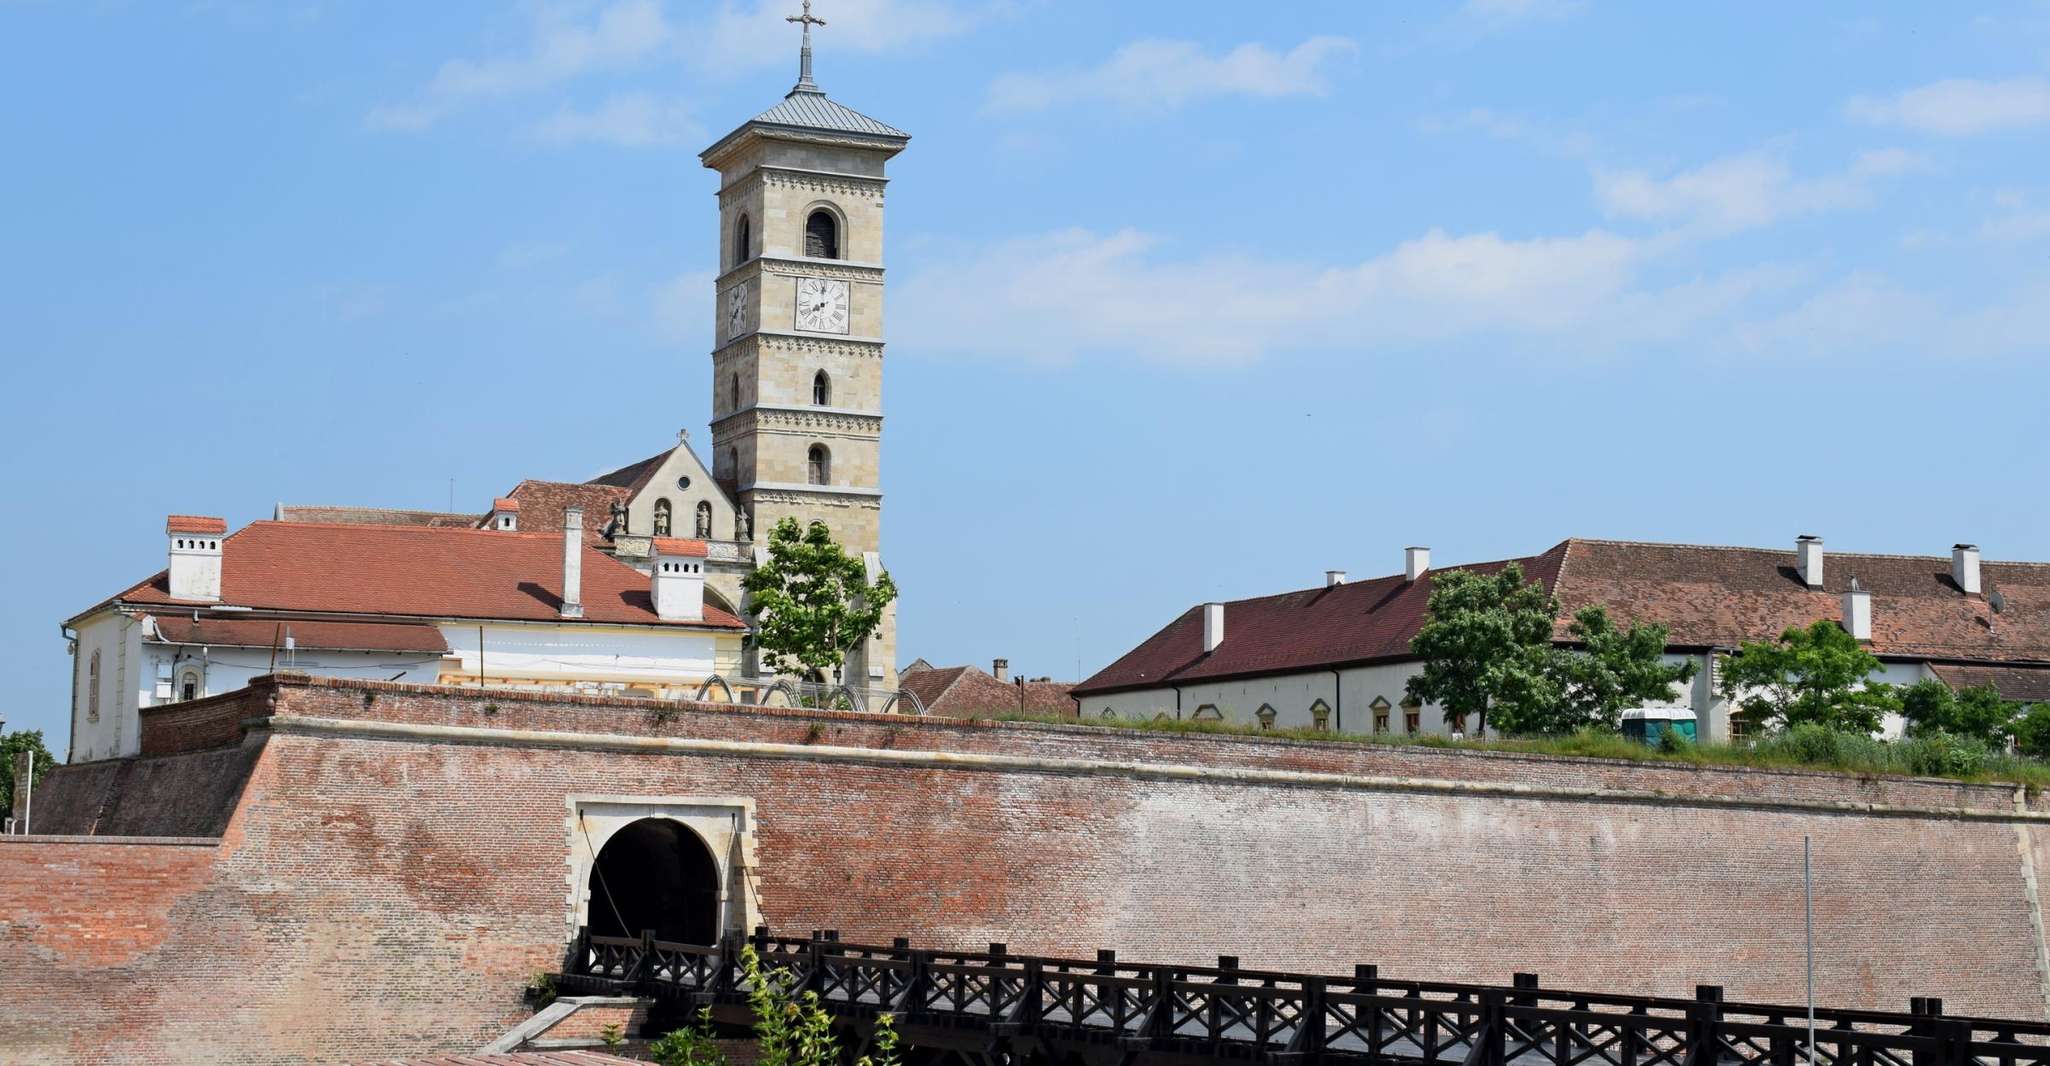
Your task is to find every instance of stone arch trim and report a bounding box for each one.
[760,679,800,707]
[881,688,927,715]
[693,675,735,703]
[563,795,759,945]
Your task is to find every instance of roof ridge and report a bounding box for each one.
[1566,536,2050,566]
[277,504,479,517]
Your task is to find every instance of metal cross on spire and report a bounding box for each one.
[787,0,826,90]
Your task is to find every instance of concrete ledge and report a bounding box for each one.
[272,715,2050,825]
[0,834,220,846]
[480,996,648,1055]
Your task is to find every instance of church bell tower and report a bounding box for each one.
[701,2,907,689]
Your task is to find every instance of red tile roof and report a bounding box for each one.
[588,449,672,494]
[1074,546,1567,696]
[652,537,710,557]
[492,497,520,512]
[899,664,1076,718]
[1921,663,2050,703]
[103,521,744,630]
[505,480,631,542]
[166,515,227,535]
[1074,539,2050,697]
[148,616,449,654]
[274,505,484,529]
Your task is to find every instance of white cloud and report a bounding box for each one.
[367,0,673,132]
[1592,149,1921,233]
[987,36,1357,114]
[889,226,1758,364]
[534,93,701,146]
[1847,76,2050,136]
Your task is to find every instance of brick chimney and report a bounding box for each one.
[1953,544,1982,596]
[166,515,226,602]
[1797,535,1824,589]
[560,508,584,619]
[1842,578,1872,641]
[992,658,1009,682]
[1405,547,1430,583]
[1202,603,1225,653]
[489,497,520,531]
[651,538,707,622]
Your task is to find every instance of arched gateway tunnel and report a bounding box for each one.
[585,817,722,945]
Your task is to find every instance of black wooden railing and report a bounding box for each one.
[554,927,2050,1066]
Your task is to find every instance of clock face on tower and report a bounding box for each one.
[725,281,749,340]
[794,277,850,334]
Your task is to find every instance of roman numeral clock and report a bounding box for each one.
[795,277,850,334]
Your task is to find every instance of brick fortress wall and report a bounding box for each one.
[3,673,2047,1064]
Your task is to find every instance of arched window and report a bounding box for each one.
[812,370,831,406]
[734,214,752,267]
[87,649,101,722]
[728,373,740,413]
[653,499,673,537]
[807,444,830,485]
[178,667,202,703]
[805,210,840,259]
[694,501,713,538]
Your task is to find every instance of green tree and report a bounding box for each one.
[741,519,898,682]
[2013,704,2050,760]
[649,1007,729,1066]
[1898,680,2015,745]
[0,730,57,819]
[1405,563,1562,737]
[1716,620,1897,734]
[1550,606,1699,733]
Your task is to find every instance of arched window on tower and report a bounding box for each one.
[653,498,673,537]
[695,500,713,538]
[728,373,740,413]
[807,444,830,485]
[734,215,752,267]
[812,370,831,406]
[805,210,840,259]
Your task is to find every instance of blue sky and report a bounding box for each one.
[5,1,2050,752]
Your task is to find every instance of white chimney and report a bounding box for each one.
[1797,535,1824,589]
[489,496,520,531]
[1202,602,1225,653]
[651,538,706,622]
[166,516,226,602]
[1405,547,1430,583]
[1953,544,1982,596]
[1325,570,1347,587]
[560,508,584,619]
[1842,578,1872,641]
[992,658,1009,682]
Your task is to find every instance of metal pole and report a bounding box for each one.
[1805,835,1816,1065]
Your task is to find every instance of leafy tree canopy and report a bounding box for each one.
[1405,563,1560,737]
[1898,679,2015,745]
[1550,606,1699,734]
[1,730,57,818]
[740,518,897,682]
[1716,620,1897,734]
[2013,703,2050,761]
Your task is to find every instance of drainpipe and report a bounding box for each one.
[1330,669,1343,732]
[60,624,78,763]
[1172,685,1182,720]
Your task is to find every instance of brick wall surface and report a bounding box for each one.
[4,674,2046,1065]
[138,684,271,756]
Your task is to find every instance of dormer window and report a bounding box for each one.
[805,210,839,259]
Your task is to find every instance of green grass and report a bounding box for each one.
[984,712,2050,789]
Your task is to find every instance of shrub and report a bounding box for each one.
[649,1007,728,1066]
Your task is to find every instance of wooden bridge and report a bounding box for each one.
[554,928,2050,1066]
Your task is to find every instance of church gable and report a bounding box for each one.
[602,436,741,543]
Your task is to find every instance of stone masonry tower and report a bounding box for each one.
[701,3,906,690]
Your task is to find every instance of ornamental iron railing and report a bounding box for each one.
[553,927,2050,1066]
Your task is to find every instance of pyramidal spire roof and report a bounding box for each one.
[702,2,907,162]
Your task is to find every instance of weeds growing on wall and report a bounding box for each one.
[991,713,2050,788]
